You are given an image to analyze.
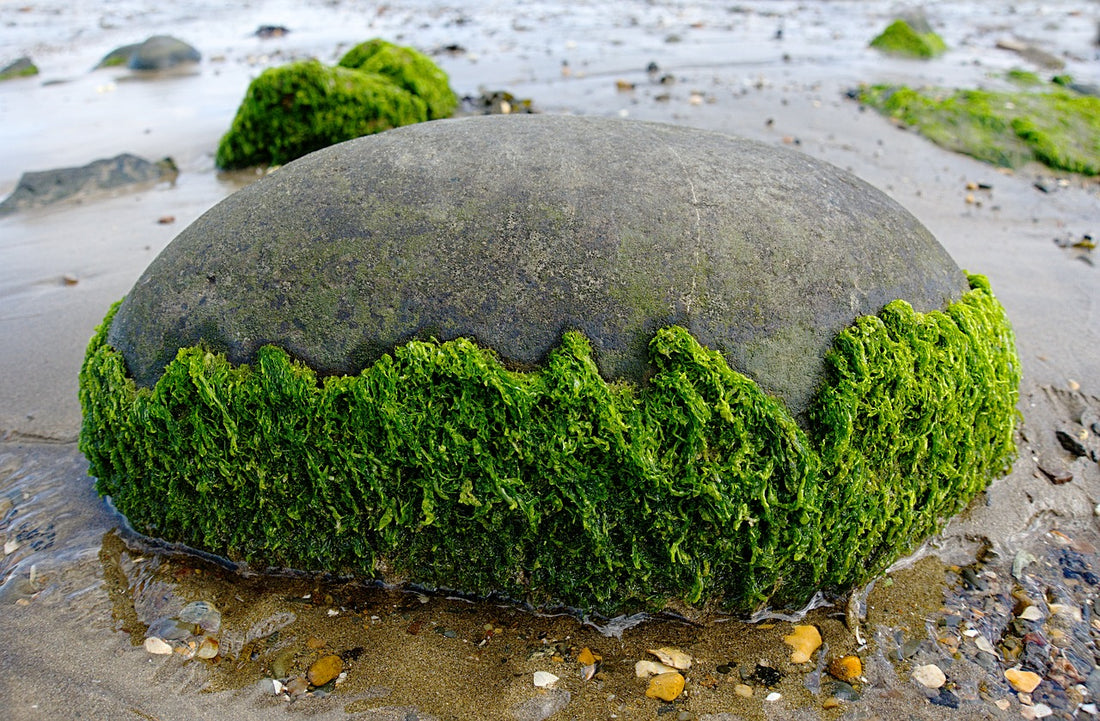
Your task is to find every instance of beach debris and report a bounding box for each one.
[144,636,174,655]
[783,624,822,663]
[1005,667,1042,693]
[912,663,946,688]
[532,671,559,688]
[307,654,343,687]
[648,647,692,670]
[644,671,685,701]
[827,655,862,682]
[635,659,678,677]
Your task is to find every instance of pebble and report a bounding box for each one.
[1019,606,1044,621]
[827,655,862,682]
[783,625,822,664]
[648,647,692,670]
[196,636,219,659]
[636,660,678,677]
[285,676,309,696]
[307,654,343,687]
[912,663,947,689]
[733,683,753,698]
[1021,703,1054,720]
[765,692,782,702]
[177,600,221,634]
[645,672,685,702]
[144,636,174,655]
[1005,668,1042,693]
[533,671,559,688]
[577,647,600,666]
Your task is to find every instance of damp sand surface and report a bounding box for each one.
[1,2,1099,719]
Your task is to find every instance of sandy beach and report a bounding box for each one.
[1,1,1098,719]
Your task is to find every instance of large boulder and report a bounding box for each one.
[115,115,966,416]
[81,116,1019,615]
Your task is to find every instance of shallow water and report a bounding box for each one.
[1,1,1099,719]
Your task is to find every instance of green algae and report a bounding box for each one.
[869,19,947,59]
[338,39,457,120]
[0,58,38,81]
[859,83,1100,175]
[79,276,1018,615]
[215,39,456,169]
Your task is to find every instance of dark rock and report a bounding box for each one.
[0,154,177,216]
[128,35,201,71]
[929,688,959,708]
[0,56,38,80]
[255,25,290,39]
[1055,428,1088,457]
[108,115,968,417]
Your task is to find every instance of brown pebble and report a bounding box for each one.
[307,654,343,686]
[285,676,309,696]
[734,683,753,697]
[645,672,685,702]
[306,636,326,649]
[157,215,175,224]
[823,697,841,709]
[827,655,862,682]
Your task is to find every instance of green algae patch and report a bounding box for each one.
[869,19,946,59]
[79,276,1018,615]
[0,57,38,81]
[338,39,457,120]
[215,39,456,169]
[859,83,1100,175]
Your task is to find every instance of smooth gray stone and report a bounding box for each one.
[108,115,967,416]
[127,35,200,70]
[0,154,175,215]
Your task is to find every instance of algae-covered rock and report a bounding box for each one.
[0,57,38,81]
[80,116,1019,615]
[215,59,427,169]
[338,39,457,120]
[216,39,456,169]
[128,35,201,70]
[869,19,947,59]
[859,83,1100,175]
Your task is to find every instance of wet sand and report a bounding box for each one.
[1,1,1099,719]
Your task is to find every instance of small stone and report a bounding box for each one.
[1005,668,1042,693]
[827,655,862,682]
[783,624,822,664]
[648,647,692,670]
[974,635,997,655]
[995,699,1011,710]
[196,636,219,659]
[178,600,221,634]
[533,671,559,688]
[765,692,782,702]
[577,647,600,665]
[823,697,841,709]
[734,683,753,698]
[912,664,946,689]
[1019,606,1043,621]
[1022,703,1054,720]
[307,654,343,687]
[144,636,173,655]
[636,660,678,677]
[645,672,685,702]
[285,676,309,696]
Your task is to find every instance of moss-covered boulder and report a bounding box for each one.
[0,57,38,81]
[81,116,1019,615]
[215,59,428,169]
[338,39,457,120]
[215,40,456,169]
[870,19,947,59]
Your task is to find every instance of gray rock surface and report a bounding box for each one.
[127,35,200,70]
[0,56,37,80]
[108,115,967,416]
[0,154,176,216]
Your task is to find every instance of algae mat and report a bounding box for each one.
[79,116,1020,615]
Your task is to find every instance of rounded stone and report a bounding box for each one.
[109,114,966,418]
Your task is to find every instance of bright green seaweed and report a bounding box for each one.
[859,82,1100,175]
[869,19,947,59]
[79,275,1018,615]
[215,40,456,170]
